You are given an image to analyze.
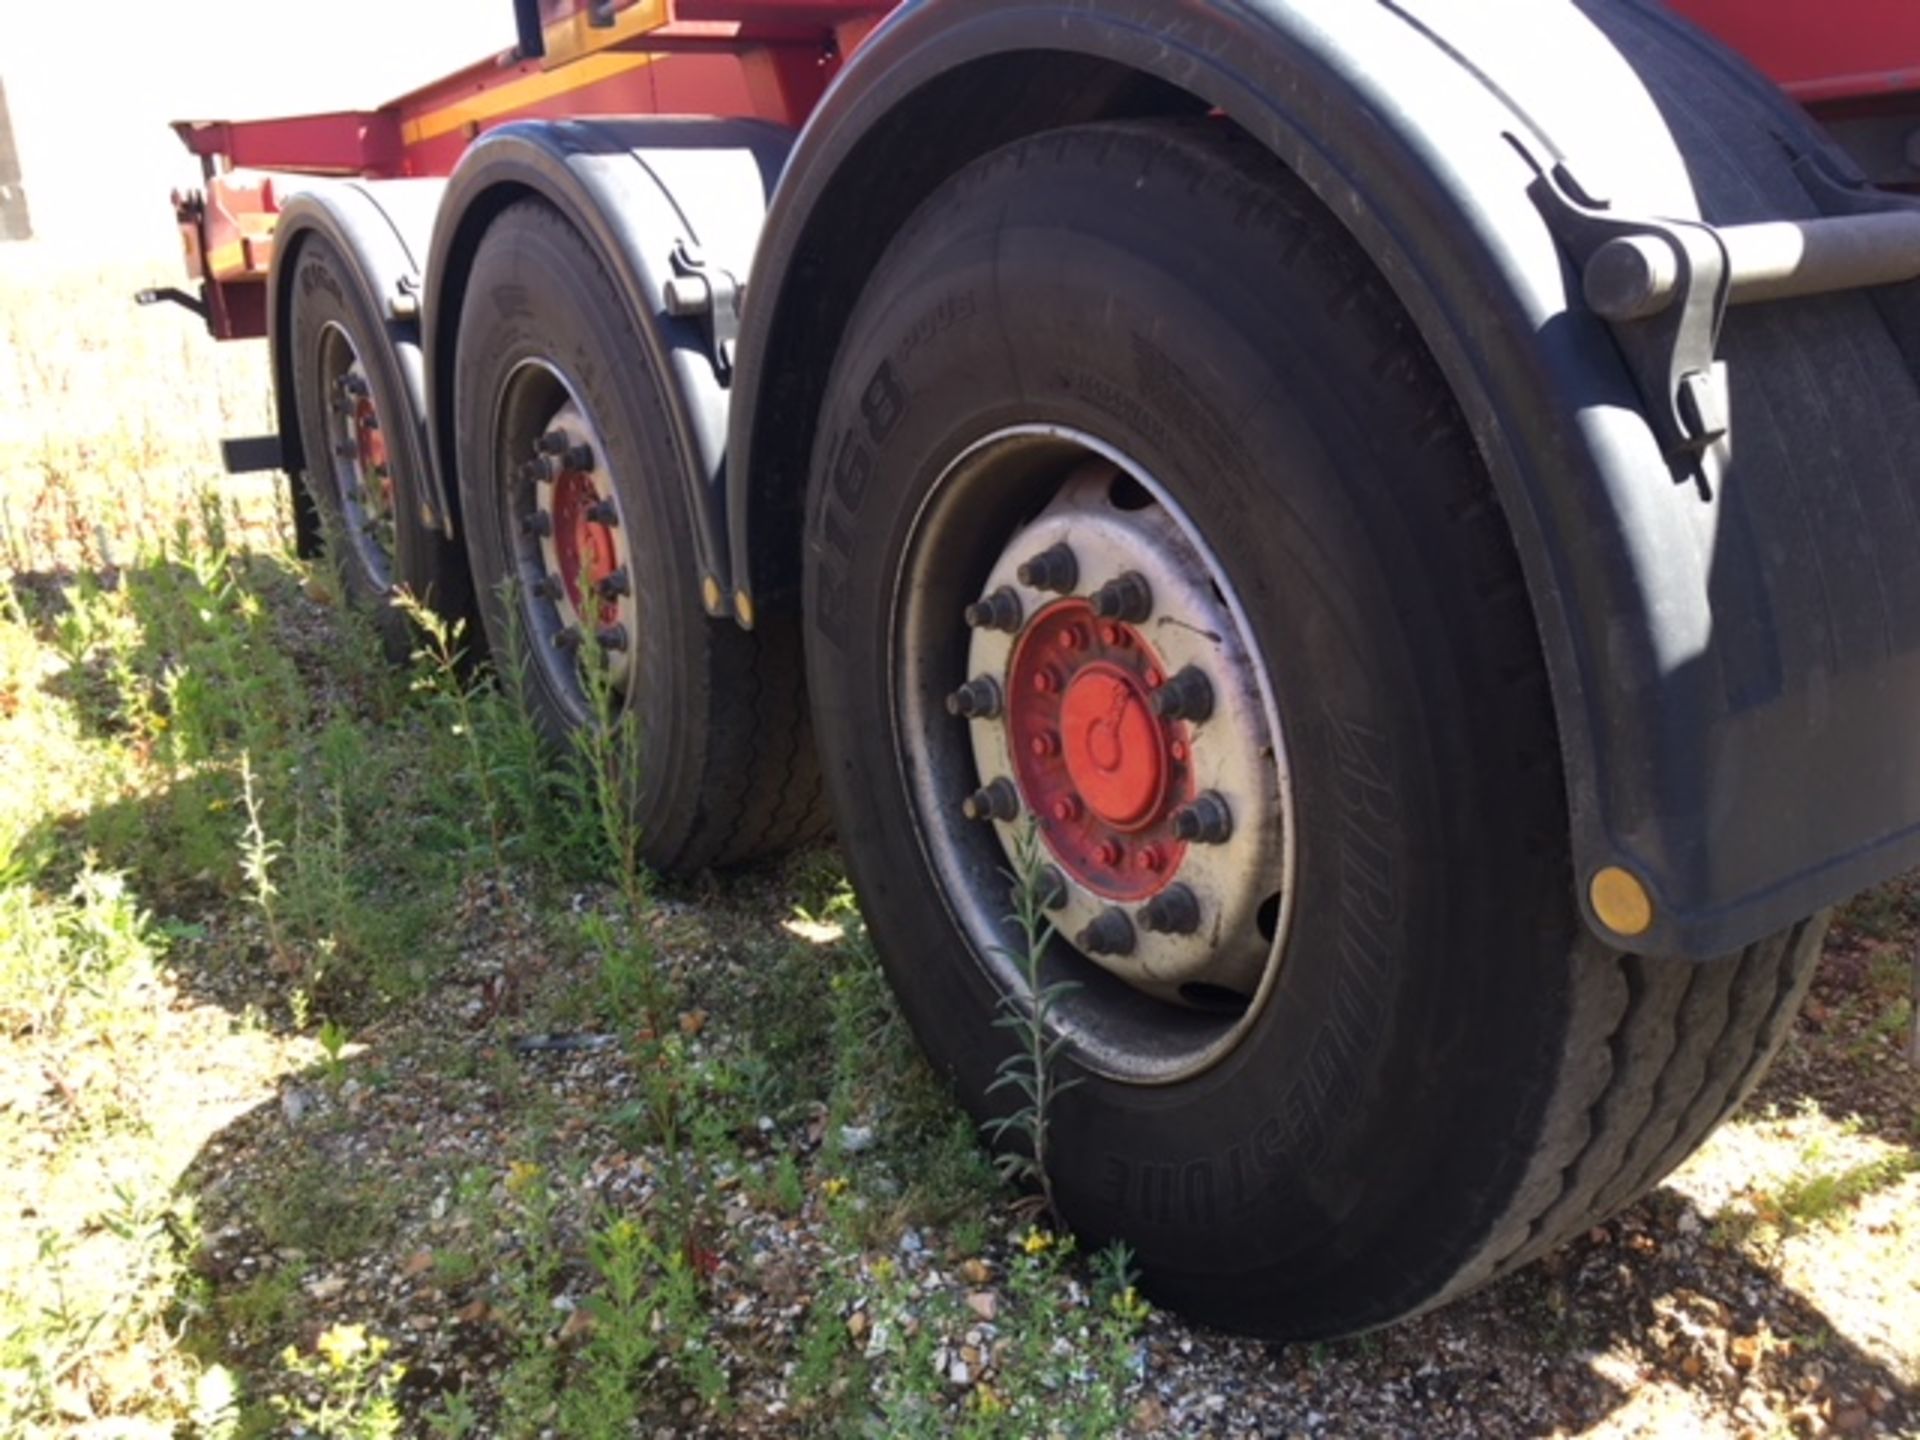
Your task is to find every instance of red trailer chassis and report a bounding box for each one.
[166,0,1920,343]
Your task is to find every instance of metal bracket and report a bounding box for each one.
[1526,160,1732,472]
[134,285,208,323]
[663,239,744,382]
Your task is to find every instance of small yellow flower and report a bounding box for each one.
[1111,1285,1151,1322]
[871,1256,896,1283]
[1022,1228,1055,1256]
[822,1176,850,1200]
[971,1384,1005,1415]
[315,1323,369,1370]
[505,1160,543,1196]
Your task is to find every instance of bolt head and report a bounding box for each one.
[1096,841,1122,867]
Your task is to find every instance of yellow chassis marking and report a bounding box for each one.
[206,241,247,276]
[403,49,660,146]
[541,0,669,67]
[401,1,669,146]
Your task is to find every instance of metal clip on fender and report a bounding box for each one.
[1522,149,1732,473]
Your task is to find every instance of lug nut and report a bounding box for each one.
[1050,796,1080,822]
[1031,733,1060,759]
[1171,791,1234,844]
[1077,907,1136,957]
[532,574,563,602]
[1135,845,1166,874]
[341,375,369,398]
[1095,841,1123,867]
[1090,571,1153,624]
[518,460,548,485]
[1036,866,1069,912]
[1139,884,1202,936]
[1151,666,1215,723]
[360,413,380,432]
[1017,543,1079,594]
[523,512,554,538]
[563,443,595,473]
[596,567,632,600]
[964,586,1024,633]
[596,623,629,652]
[536,429,570,456]
[586,500,619,526]
[962,777,1021,823]
[945,676,1004,720]
[553,625,583,653]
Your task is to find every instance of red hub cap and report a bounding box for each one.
[1006,600,1191,899]
[551,468,619,628]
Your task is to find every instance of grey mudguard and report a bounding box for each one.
[721,0,1920,958]
[268,178,445,546]
[420,118,792,614]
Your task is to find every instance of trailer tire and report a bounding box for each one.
[287,233,467,659]
[802,118,1825,1337]
[454,199,825,875]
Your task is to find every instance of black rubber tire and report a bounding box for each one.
[802,118,1826,1338]
[453,199,826,875]
[287,232,471,660]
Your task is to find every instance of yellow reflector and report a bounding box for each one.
[734,589,756,629]
[702,575,723,615]
[1590,866,1654,938]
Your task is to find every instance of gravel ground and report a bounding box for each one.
[161,863,1917,1439]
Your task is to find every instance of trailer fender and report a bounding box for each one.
[268,179,445,557]
[420,118,792,614]
[724,0,1920,959]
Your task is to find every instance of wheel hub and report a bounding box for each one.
[955,461,1286,1006]
[524,394,636,691]
[1006,603,1191,899]
[320,331,397,587]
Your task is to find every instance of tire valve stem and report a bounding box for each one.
[1151,666,1215,723]
[585,500,619,527]
[596,567,632,601]
[1016,543,1079,595]
[1171,791,1234,845]
[1077,907,1136,957]
[1138,884,1202,937]
[961,777,1021,823]
[596,624,629,653]
[536,429,570,457]
[963,586,1025,633]
[1090,571,1153,624]
[945,676,1004,720]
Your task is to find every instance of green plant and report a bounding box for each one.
[236,749,294,980]
[980,822,1080,1223]
[271,1324,405,1440]
[318,1016,351,1087]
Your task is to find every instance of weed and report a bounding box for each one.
[236,749,294,981]
[271,1324,406,1440]
[981,821,1080,1223]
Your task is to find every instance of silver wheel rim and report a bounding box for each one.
[495,359,639,718]
[318,322,396,589]
[891,426,1298,1085]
